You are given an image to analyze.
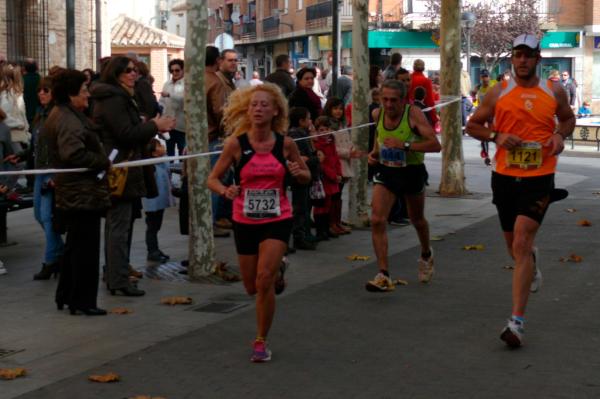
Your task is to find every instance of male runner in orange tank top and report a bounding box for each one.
[466,34,575,348]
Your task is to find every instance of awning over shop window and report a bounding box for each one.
[541,32,580,49]
[368,31,438,48]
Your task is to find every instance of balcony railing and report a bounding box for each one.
[240,21,256,41]
[306,1,332,21]
[262,16,279,32]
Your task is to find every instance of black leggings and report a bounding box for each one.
[145,210,165,253]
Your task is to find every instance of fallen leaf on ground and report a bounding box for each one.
[430,236,444,241]
[593,191,600,195]
[110,307,133,315]
[577,219,592,226]
[503,265,515,270]
[0,368,27,380]
[88,372,119,383]
[160,296,193,306]
[463,244,485,251]
[346,254,370,261]
[129,396,166,399]
[214,262,242,282]
[393,279,408,286]
[559,254,583,263]
[566,208,577,213]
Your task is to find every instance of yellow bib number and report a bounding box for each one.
[506,142,542,169]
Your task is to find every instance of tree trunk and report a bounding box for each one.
[185,0,216,278]
[348,0,370,227]
[438,0,467,196]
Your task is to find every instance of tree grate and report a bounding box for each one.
[191,302,248,314]
[0,348,24,359]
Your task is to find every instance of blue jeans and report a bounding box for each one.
[34,174,64,263]
[209,139,232,223]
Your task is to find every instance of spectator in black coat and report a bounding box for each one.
[265,54,295,98]
[288,67,322,121]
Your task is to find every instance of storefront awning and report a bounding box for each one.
[340,31,439,49]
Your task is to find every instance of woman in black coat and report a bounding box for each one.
[90,56,175,297]
[288,67,322,121]
[46,69,111,315]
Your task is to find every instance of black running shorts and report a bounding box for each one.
[491,172,554,232]
[373,164,428,198]
[233,219,293,255]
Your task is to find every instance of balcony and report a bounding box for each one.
[240,21,256,41]
[262,16,279,35]
[306,1,332,21]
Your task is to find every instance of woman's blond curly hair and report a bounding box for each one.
[222,83,289,136]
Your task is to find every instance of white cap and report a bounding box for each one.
[512,34,540,51]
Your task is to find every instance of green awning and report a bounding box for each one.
[369,31,439,48]
[541,31,580,49]
[342,31,439,49]
[340,31,439,49]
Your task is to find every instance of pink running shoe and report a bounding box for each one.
[250,340,272,363]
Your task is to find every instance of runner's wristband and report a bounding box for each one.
[488,131,498,142]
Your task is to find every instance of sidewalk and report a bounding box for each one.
[0,137,598,398]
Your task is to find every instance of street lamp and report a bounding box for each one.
[461,11,476,78]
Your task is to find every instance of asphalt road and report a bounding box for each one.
[15,170,600,399]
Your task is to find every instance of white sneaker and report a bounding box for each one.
[0,261,6,275]
[530,247,542,293]
[365,272,395,292]
[418,248,434,283]
[500,317,524,348]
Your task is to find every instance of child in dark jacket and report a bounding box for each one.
[312,116,342,241]
[288,107,320,250]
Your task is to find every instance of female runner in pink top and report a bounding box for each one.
[208,83,310,363]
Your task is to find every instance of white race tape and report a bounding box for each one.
[0,98,461,177]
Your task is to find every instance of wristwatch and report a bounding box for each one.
[404,141,411,151]
[488,131,498,142]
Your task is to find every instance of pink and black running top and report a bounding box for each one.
[233,133,292,225]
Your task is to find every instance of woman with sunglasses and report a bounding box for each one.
[91,56,175,297]
[31,76,65,280]
[159,59,185,156]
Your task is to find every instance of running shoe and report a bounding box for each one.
[274,257,289,295]
[365,272,395,292]
[417,248,435,283]
[500,317,524,348]
[530,247,542,293]
[250,340,272,363]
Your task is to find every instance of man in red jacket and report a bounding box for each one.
[409,59,438,126]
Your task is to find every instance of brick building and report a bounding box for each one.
[0,0,111,73]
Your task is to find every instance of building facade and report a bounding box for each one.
[0,0,111,73]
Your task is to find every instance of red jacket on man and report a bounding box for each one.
[409,70,438,126]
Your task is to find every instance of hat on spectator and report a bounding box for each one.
[480,69,489,77]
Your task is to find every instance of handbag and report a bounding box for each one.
[107,166,128,198]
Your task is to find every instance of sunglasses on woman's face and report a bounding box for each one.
[38,87,50,94]
[124,67,138,74]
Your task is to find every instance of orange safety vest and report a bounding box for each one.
[493,78,558,177]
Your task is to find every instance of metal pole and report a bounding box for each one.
[331,0,339,97]
[66,0,75,69]
[466,28,471,78]
[95,0,102,71]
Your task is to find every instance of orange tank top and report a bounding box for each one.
[493,79,557,177]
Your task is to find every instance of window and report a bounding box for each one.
[593,53,600,99]
[284,0,289,13]
[297,0,302,10]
